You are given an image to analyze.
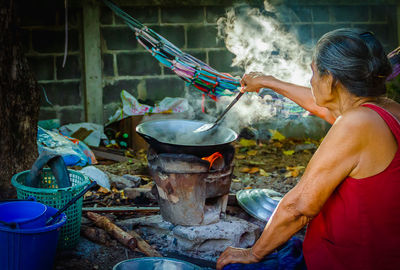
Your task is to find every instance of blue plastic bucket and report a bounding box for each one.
[113,257,203,270]
[0,205,67,270]
[0,201,47,229]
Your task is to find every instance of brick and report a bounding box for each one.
[56,55,81,80]
[32,29,79,53]
[370,6,387,22]
[18,1,56,27]
[20,29,30,53]
[313,24,349,43]
[59,107,83,125]
[312,6,330,22]
[206,6,227,23]
[100,7,113,25]
[187,25,223,48]
[151,26,185,48]
[38,108,57,120]
[40,82,81,107]
[145,77,185,101]
[293,24,313,46]
[288,6,312,22]
[27,56,54,81]
[332,6,369,22]
[208,50,243,75]
[102,54,114,77]
[161,7,203,23]
[101,27,138,50]
[353,23,398,52]
[115,7,158,24]
[117,52,161,76]
[103,79,141,104]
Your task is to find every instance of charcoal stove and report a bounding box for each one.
[147,145,235,226]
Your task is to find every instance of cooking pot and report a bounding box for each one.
[136,119,238,156]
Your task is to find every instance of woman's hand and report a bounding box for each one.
[240,72,277,93]
[216,246,261,270]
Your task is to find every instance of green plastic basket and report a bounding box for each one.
[11,168,90,249]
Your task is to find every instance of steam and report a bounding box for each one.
[195,1,314,132]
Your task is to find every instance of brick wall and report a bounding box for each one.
[20,1,84,124]
[19,0,399,125]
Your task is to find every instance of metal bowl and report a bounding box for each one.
[236,189,283,222]
[113,257,203,270]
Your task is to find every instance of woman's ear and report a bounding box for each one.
[324,72,337,95]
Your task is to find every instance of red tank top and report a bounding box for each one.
[303,104,400,270]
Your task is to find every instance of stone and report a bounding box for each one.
[332,5,369,22]
[101,27,138,50]
[56,55,81,80]
[117,52,161,76]
[123,187,152,200]
[59,107,83,125]
[312,6,330,22]
[187,25,223,48]
[294,143,317,152]
[117,214,260,261]
[161,7,203,23]
[40,82,82,107]
[107,173,140,189]
[115,7,158,24]
[102,54,114,77]
[32,29,79,53]
[103,79,141,105]
[27,56,54,81]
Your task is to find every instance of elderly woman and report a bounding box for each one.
[217,28,400,270]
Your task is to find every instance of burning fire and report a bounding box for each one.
[202,152,223,169]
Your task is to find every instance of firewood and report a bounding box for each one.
[81,225,111,246]
[86,212,137,250]
[128,230,162,257]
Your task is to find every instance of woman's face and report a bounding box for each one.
[310,62,333,107]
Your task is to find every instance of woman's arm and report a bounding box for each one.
[216,110,366,270]
[240,73,336,124]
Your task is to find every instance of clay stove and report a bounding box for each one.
[147,145,235,226]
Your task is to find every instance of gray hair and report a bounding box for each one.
[313,28,392,97]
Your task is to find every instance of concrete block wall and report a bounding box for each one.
[18,0,399,124]
[19,1,84,125]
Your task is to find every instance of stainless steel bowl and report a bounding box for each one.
[113,257,202,270]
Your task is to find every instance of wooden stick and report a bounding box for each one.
[86,212,137,250]
[83,206,160,214]
[128,230,162,257]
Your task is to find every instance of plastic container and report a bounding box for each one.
[0,201,47,229]
[11,168,90,249]
[0,205,67,270]
[113,257,203,270]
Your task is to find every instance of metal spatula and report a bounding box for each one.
[194,91,244,133]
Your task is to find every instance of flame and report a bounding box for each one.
[202,152,223,169]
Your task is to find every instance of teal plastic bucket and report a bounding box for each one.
[0,205,67,270]
[0,201,47,229]
[113,257,203,270]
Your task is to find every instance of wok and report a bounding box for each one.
[136,119,238,156]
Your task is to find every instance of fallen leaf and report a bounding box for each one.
[111,187,119,193]
[259,169,270,177]
[239,138,257,147]
[247,150,258,156]
[244,186,253,190]
[240,167,251,173]
[236,154,246,160]
[283,150,295,156]
[286,166,305,171]
[97,186,111,194]
[269,129,286,141]
[248,167,260,174]
[273,142,283,148]
[232,179,241,183]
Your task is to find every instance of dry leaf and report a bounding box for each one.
[259,169,270,177]
[97,186,111,194]
[239,138,257,147]
[248,167,260,174]
[232,179,241,183]
[236,154,246,160]
[283,150,295,156]
[244,186,253,190]
[269,129,285,141]
[247,150,258,156]
[240,167,251,173]
[273,142,283,148]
